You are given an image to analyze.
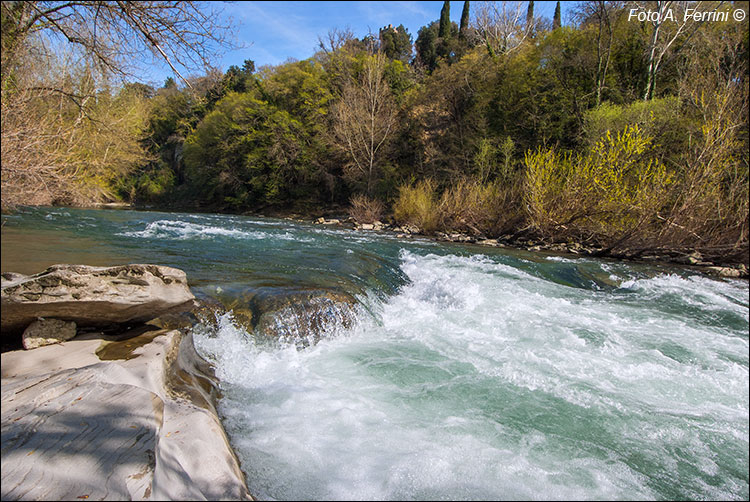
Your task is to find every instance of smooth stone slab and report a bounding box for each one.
[1,330,252,501]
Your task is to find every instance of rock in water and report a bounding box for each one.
[254,290,357,346]
[1,264,195,335]
[22,318,77,349]
[211,288,358,347]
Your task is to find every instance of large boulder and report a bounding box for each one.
[253,289,358,345]
[1,264,195,335]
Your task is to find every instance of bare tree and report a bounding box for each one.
[574,1,617,106]
[660,15,749,260]
[1,1,234,209]
[471,1,533,57]
[316,27,361,87]
[317,27,357,57]
[638,1,723,100]
[1,59,152,209]
[1,1,236,209]
[1,1,236,88]
[330,53,397,196]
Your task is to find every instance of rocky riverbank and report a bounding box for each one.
[305,215,749,279]
[71,201,748,278]
[1,264,253,501]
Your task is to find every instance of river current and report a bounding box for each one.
[2,207,748,500]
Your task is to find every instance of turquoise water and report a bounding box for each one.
[2,207,748,500]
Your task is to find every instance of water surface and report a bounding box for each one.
[3,206,748,500]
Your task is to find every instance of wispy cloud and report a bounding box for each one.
[214,1,447,71]
[237,2,319,49]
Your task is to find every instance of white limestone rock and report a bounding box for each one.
[1,329,253,501]
[1,264,195,335]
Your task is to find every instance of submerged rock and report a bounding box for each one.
[22,318,77,349]
[255,290,357,345]
[211,288,359,347]
[1,264,195,336]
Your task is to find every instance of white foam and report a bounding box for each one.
[193,250,749,501]
[118,219,313,242]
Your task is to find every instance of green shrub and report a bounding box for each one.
[392,179,440,232]
[583,97,688,165]
[525,125,673,244]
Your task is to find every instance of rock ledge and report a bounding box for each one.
[2,263,195,336]
[1,328,253,501]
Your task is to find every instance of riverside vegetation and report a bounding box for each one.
[1,1,748,267]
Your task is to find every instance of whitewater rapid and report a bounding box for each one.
[194,250,749,501]
[3,207,746,500]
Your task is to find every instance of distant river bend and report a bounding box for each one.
[2,207,748,500]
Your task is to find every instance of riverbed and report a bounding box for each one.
[2,206,748,500]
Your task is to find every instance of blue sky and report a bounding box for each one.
[145,1,572,85]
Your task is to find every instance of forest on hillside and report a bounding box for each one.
[1,1,748,263]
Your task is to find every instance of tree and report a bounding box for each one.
[331,53,397,195]
[415,21,440,71]
[1,2,234,88]
[379,24,413,63]
[526,1,534,28]
[640,1,699,100]
[460,1,471,41]
[1,1,235,208]
[663,9,749,258]
[439,0,451,39]
[553,1,562,30]
[473,1,534,56]
[183,90,318,209]
[1,64,152,208]
[575,1,615,106]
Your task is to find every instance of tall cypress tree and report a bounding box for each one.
[526,1,534,27]
[459,1,470,41]
[439,0,451,39]
[553,1,561,29]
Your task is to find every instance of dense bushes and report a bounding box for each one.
[348,194,385,223]
[392,177,522,236]
[392,179,440,232]
[525,125,672,247]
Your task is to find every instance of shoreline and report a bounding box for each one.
[255,208,750,280]
[3,202,748,279]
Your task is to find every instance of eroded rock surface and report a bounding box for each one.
[210,288,358,347]
[1,264,195,335]
[1,329,252,501]
[22,318,77,349]
[253,289,358,345]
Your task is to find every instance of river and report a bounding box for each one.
[2,206,748,500]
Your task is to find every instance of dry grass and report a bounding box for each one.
[348,194,385,223]
[392,179,440,232]
[438,178,523,236]
[392,177,524,236]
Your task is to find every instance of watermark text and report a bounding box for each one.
[628,6,746,23]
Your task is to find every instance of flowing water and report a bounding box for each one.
[2,206,748,500]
